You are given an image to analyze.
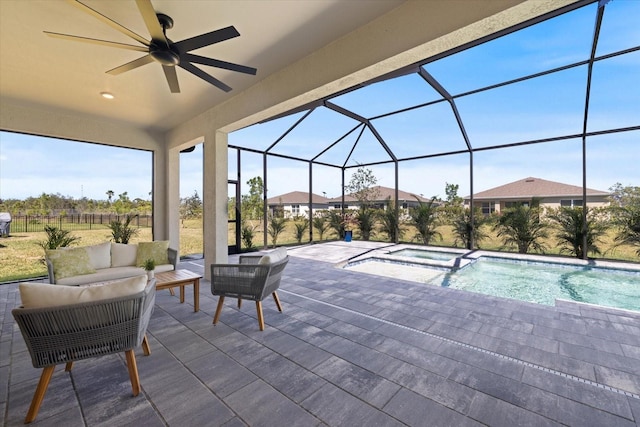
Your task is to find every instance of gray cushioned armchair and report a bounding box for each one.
[12,279,156,423]
[211,249,288,331]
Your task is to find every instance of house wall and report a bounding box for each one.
[470,195,610,215]
[270,203,328,218]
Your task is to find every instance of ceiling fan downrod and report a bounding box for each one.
[149,13,179,66]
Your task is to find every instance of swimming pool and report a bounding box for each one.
[345,253,640,312]
[443,258,640,312]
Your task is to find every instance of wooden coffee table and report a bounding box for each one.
[154,270,202,312]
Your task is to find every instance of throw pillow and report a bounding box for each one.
[46,247,96,280]
[19,275,148,309]
[83,242,111,269]
[136,241,169,268]
[111,243,138,267]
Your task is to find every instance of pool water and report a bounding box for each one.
[440,258,640,311]
[389,248,460,262]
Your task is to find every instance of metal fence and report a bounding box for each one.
[7,214,153,233]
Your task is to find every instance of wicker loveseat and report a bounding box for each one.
[12,275,155,423]
[46,241,177,286]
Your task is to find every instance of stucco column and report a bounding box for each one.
[203,129,229,280]
[153,144,180,251]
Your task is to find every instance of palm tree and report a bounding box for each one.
[613,205,640,257]
[355,207,376,241]
[267,216,287,247]
[313,215,330,241]
[548,207,608,259]
[378,198,403,242]
[493,202,548,254]
[408,196,440,245]
[326,210,345,239]
[293,218,309,243]
[451,207,488,249]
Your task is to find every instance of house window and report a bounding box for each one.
[560,199,583,207]
[481,202,495,215]
[292,204,300,215]
[334,204,342,209]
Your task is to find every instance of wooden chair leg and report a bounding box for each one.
[237,298,242,309]
[169,288,175,296]
[125,349,141,396]
[256,301,265,331]
[64,362,73,372]
[25,365,55,423]
[213,296,225,325]
[142,334,151,356]
[272,291,283,312]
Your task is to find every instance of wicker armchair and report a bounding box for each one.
[211,249,289,331]
[12,279,156,424]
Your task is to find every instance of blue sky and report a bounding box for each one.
[1,1,638,202]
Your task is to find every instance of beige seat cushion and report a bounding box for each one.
[111,243,138,267]
[19,275,148,308]
[83,242,111,269]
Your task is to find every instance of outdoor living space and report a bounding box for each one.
[2,243,639,426]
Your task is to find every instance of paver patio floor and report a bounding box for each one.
[2,242,639,426]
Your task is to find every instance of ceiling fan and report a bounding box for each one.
[44,0,257,93]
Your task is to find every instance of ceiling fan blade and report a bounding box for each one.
[44,32,148,52]
[135,0,168,46]
[182,53,257,75]
[68,0,149,46]
[163,66,180,93]
[106,55,154,75]
[179,62,232,92]
[174,26,240,53]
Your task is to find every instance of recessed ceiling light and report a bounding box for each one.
[100,92,114,99]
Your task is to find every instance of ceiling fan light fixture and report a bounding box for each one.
[100,91,115,99]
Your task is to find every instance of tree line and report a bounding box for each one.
[0,191,152,216]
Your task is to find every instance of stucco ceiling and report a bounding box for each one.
[0,0,404,132]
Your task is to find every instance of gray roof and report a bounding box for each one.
[466,177,609,201]
[326,186,432,203]
[267,191,329,205]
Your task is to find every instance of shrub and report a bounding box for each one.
[39,225,80,250]
[107,214,139,244]
[241,221,256,250]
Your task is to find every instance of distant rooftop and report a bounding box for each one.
[466,177,610,200]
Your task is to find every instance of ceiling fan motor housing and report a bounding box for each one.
[149,42,180,65]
